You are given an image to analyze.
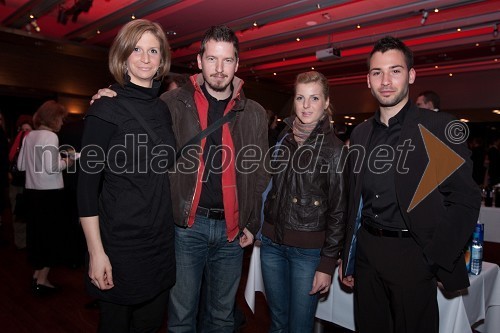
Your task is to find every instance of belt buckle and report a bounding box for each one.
[197,206,210,218]
[211,209,224,220]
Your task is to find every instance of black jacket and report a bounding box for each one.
[342,103,481,291]
[263,116,347,273]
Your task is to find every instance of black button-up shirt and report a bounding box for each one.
[361,101,411,231]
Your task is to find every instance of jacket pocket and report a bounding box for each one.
[289,195,324,229]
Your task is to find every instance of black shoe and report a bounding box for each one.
[32,283,59,296]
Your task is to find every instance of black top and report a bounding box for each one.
[77,80,176,305]
[197,83,230,210]
[361,101,411,231]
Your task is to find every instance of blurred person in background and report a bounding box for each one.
[17,101,73,295]
[415,90,440,112]
[8,115,33,249]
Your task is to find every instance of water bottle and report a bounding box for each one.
[470,223,484,275]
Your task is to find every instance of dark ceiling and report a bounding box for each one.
[1,0,499,87]
[1,0,500,126]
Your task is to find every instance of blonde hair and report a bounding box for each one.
[293,71,333,120]
[109,19,171,86]
[33,100,67,130]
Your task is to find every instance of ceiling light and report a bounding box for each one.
[253,21,258,27]
[356,24,361,29]
[435,65,439,69]
[460,119,469,123]
[96,29,100,34]
[344,116,350,119]
[296,37,301,42]
[434,8,439,13]
[492,110,500,114]
[350,116,355,120]
[420,10,429,25]
[311,67,315,70]
[476,43,480,46]
[131,14,136,19]
[273,72,277,76]
[29,14,35,19]
[449,73,453,77]
[457,28,461,32]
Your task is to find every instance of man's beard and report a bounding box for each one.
[373,86,408,107]
[204,73,231,93]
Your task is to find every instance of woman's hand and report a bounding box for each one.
[310,271,332,294]
[88,251,114,290]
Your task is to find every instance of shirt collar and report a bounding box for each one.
[373,100,411,127]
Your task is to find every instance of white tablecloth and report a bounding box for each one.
[479,206,500,243]
[245,243,500,333]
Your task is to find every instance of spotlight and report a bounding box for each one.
[420,10,429,25]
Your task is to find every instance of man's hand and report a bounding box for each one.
[239,228,254,248]
[90,87,117,105]
[338,259,355,288]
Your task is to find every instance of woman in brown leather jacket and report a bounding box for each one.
[260,71,347,333]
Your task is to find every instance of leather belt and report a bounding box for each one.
[362,221,411,238]
[196,206,225,220]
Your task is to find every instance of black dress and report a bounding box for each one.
[78,80,176,305]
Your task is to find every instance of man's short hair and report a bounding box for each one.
[199,25,239,60]
[417,90,441,110]
[368,36,414,70]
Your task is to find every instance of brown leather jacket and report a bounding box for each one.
[160,74,269,237]
[263,117,347,267]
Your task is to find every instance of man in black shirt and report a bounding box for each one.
[340,37,480,333]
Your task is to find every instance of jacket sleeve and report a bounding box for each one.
[317,143,348,275]
[422,115,481,272]
[246,105,270,235]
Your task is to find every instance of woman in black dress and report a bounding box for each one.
[78,19,176,332]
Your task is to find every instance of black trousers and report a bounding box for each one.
[98,289,169,333]
[354,226,438,333]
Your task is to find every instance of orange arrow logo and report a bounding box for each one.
[407,124,465,212]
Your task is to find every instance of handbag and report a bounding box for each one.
[115,98,237,161]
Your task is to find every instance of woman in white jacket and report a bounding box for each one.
[18,100,73,295]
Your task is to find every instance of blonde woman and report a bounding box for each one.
[261,71,347,333]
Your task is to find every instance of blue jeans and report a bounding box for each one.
[260,235,321,333]
[168,216,243,333]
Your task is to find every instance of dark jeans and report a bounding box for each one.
[168,216,244,333]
